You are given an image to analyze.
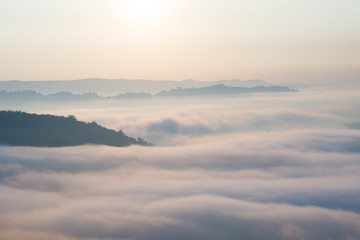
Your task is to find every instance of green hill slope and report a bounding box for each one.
[0,111,150,147]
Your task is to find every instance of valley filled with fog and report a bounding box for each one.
[2,0,359,238]
[1,83,360,239]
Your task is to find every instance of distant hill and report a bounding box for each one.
[0,90,151,102]
[345,122,360,129]
[156,84,296,96]
[0,78,273,95]
[0,111,150,147]
[0,84,297,103]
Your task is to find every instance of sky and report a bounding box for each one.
[1,0,359,83]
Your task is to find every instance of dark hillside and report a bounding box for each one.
[0,111,150,147]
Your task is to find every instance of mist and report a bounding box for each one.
[1,84,360,239]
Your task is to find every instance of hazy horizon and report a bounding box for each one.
[1,0,359,83]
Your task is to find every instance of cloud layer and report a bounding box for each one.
[1,127,360,239]
[1,89,360,239]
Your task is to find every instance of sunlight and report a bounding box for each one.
[123,0,165,22]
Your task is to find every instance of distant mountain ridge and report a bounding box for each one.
[0,90,152,102]
[157,84,296,96]
[0,84,296,102]
[345,122,360,129]
[0,111,150,147]
[0,78,272,95]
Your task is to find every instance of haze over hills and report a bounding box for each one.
[0,90,152,102]
[0,85,296,103]
[0,111,150,147]
[157,84,296,97]
[0,78,273,95]
[346,122,360,130]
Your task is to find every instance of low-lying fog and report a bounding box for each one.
[1,87,360,239]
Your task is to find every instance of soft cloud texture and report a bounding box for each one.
[1,127,360,239]
[1,88,360,239]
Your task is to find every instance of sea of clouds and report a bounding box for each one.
[1,87,360,239]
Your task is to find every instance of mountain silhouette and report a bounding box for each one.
[0,111,150,147]
[0,78,273,95]
[0,85,296,103]
[156,84,296,96]
[345,122,360,129]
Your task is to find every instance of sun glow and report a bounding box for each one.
[123,0,165,22]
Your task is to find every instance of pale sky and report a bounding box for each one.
[0,0,359,83]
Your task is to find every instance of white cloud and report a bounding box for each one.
[1,89,360,239]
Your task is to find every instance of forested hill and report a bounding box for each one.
[156,84,296,96]
[0,111,150,147]
[0,78,272,95]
